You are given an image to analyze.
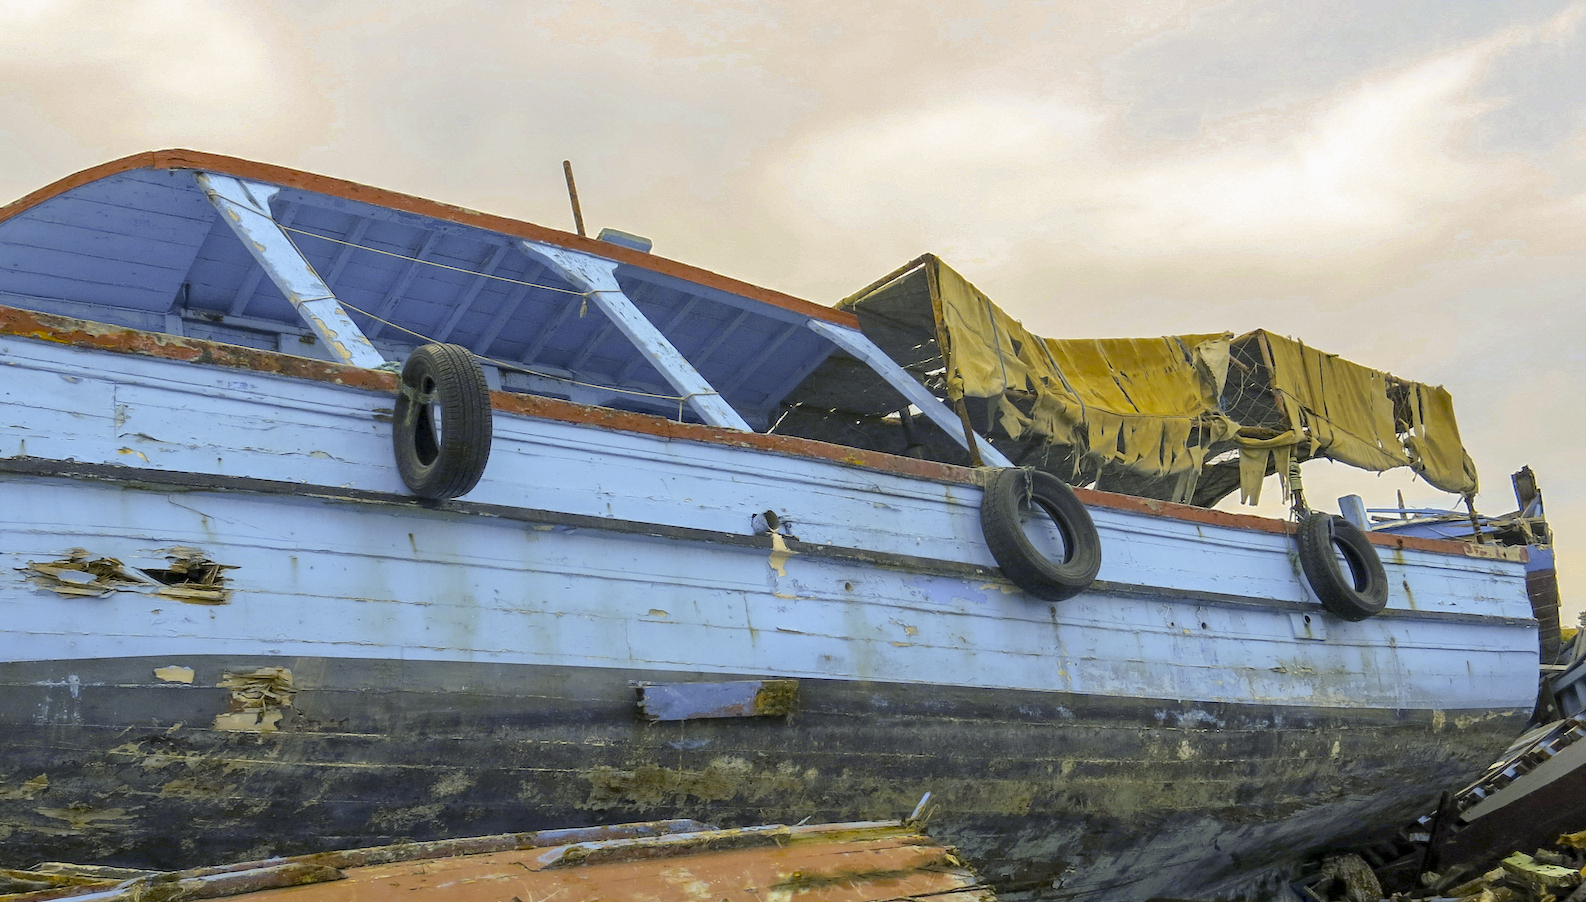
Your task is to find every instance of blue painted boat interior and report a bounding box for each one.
[0,167,837,429]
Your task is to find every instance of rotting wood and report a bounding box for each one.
[21,547,232,604]
[1309,825,1586,901]
[0,820,990,902]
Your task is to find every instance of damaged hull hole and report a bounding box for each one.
[23,548,234,604]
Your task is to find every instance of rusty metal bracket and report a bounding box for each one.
[635,679,799,722]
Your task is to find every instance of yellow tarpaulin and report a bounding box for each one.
[842,255,1479,504]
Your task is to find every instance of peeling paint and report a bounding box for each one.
[154,665,195,684]
[768,532,796,577]
[0,774,48,801]
[432,771,475,797]
[33,805,131,832]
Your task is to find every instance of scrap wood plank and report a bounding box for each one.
[0,821,993,902]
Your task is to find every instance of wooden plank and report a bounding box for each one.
[518,286,590,364]
[53,169,218,221]
[519,240,751,431]
[0,242,188,286]
[362,230,441,339]
[0,221,204,271]
[568,321,620,370]
[567,281,661,372]
[746,337,843,417]
[434,243,510,342]
[615,294,697,384]
[322,217,373,288]
[9,195,217,244]
[471,282,533,358]
[691,309,752,369]
[718,323,801,396]
[0,270,174,310]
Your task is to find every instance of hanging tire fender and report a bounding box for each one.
[978,468,1102,601]
[1295,512,1388,621]
[392,343,493,500]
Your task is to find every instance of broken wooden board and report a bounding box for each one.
[0,819,991,902]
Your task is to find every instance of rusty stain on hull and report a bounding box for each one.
[637,680,799,721]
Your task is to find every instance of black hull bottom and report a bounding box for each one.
[0,656,1527,901]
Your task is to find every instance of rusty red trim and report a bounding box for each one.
[0,149,858,328]
[0,305,397,393]
[0,304,1486,559]
[1069,487,1493,556]
[485,389,972,482]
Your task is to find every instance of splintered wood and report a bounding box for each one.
[1308,828,1586,902]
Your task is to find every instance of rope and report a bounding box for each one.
[279,226,587,296]
[264,218,724,421]
[335,299,711,410]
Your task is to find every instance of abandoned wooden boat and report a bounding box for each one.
[0,151,1540,902]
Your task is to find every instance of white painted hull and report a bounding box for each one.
[0,332,1540,900]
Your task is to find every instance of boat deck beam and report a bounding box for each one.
[193,172,387,370]
[808,319,1013,467]
[519,240,752,431]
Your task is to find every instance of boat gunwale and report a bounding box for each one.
[0,302,1506,562]
[0,456,1537,627]
[0,149,857,329]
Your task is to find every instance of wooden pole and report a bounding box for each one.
[562,161,586,237]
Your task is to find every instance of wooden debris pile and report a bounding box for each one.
[1305,829,1586,902]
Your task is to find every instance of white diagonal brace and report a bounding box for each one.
[807,320,1013,467]
[518,240,751,431]
[194,172,386,369]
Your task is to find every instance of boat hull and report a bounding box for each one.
[0,327,1541,901]
[0,653,1527,901]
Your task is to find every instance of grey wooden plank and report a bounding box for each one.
[9,195,217,243]
[61,171,219,221]
[0,220,206,270]
[0,271,173,309]
[0,244,187,287]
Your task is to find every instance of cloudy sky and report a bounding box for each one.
[4,0,1584,620]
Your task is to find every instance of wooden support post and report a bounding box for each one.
[563,161,586,237]
[193,172,386,369]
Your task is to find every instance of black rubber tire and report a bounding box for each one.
[393,343,493,499]
[979,468,1102,601]
[1295,512,1388,621]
